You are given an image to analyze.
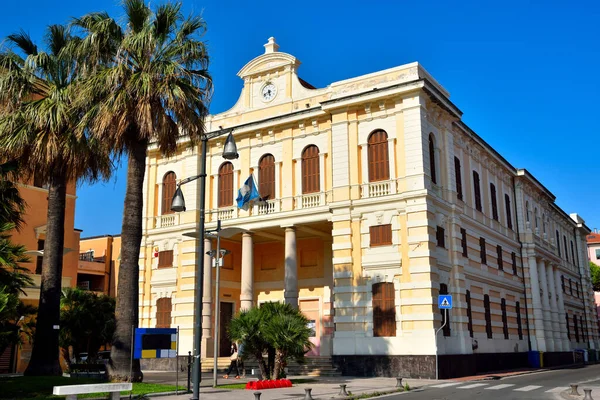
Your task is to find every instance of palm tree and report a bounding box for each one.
[228,307,270,380]
[73,0,212,381]
[0,26,111,376]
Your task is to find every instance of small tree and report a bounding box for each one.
[59,288,115,368]
[228,307,269,379]
[590,262,600,292]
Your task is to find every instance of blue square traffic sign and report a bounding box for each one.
[439,295,452,309]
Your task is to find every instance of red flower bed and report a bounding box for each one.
[245,379,293,390]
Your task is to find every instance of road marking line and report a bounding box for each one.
[545,387,568,393]
[458,383,489,389]
[485,384,515,390]
[514,385,543,392]
[430,382,462,388]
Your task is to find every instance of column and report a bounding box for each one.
[538,259,555,351]
[554,267,570,350]
[240,232,254,310]
[546,262,561,351]
[202,238,212,339]
[528,254,546,351]
[284,226,298,309]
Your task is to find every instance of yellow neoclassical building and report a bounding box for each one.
[138,38,599,378]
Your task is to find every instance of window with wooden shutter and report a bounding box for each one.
[512,252,518,275]
[497,245,503,271]
[301,145,320,194]
[454,157,463,200]
[156,297,172,328]
[372,282,395,337]
[218,162,234,207]
[370,224,392,247]
[490,183,498,221]
[461,228,468,257]
[480,237,487,265]
[440,284,450,337]
[484,294,492,338]
[429,134,437,184]
[501,298,509,339]
[516,301,523,340]
[466,290,473,338]
[473,171,482,212]
[556,230,561,257]
[367,130,389,182]
[505,194,513,230]
[162,172,177,215]
[158,250,173,269]
[436,226,445,248]
[569,278,573,295]
[259,154,276,200]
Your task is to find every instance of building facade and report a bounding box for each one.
[78,234,121,297]
[138,38,599,377]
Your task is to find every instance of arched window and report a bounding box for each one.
[367,130,389,182]
[162,172,177,215]
[259,154,275,200]
[301,145,320,194]
[454,157,463,200]
[218,162,234,207]
[505,194,513,230]
[156,297,172,328]
[534,208,539,229]
[490,183,498,221]
[473,171,482,212]
[429,134,437,184]
[542,213,546,235]
[372,282,395,337]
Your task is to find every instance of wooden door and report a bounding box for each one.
[219,302,234,357]
[300,299,320,356]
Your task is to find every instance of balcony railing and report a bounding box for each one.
[218,207,236,220]
[296,192,325,209]
[79,252,104,263]
[361,180,395,198]
[256,199,279,215]
[154,213,179,228]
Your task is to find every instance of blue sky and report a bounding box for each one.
[2,0,599,237]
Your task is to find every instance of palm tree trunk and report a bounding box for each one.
[273,351,284,380]
[254,352,268,380]
[108,139,147,382]
[24,173,67,376]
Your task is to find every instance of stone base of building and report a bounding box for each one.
[140,356,189,371]
[333,352,580,379]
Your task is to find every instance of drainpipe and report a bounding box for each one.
[513,177,532,351]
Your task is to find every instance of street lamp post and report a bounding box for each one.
[171,130,238,400]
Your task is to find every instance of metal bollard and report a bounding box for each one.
[396,377,403,388]
[571,384,580,396]
[339,384,349,396]
[584,389,594,400]
[304,388,314,400]
[253,392,262,400]
[187,351,192,393]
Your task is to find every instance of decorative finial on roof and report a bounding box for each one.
[264,37,279,54]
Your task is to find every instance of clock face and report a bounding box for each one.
[261,83,277,102]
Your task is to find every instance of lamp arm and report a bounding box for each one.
[178,175,202,186]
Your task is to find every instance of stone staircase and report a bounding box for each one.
[201,356,341,377]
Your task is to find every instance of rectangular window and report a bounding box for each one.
[473,171,482,212]
[436,226,445,248]
[373,282,396,337]
[454,157,463,201]
[566,313,571,340]
[505,194,513,230]
[516,301,523,340]
[466,290,473,338]
[484,294,492,339]
[156,297,172,328]
[512,252,518,275]
[596,249,600,260]
[35,239,45,275]
[580,316,586,342]
[480,237,487,265]
[490,183,499,221]
[440,284,451,337]
[158,250,174,269]
[461,228,468,257]
[575,282,579,298]
[571,241,576,265]
[370,224,392,247]
[497,245,503,271]
[564,236,569,262]
[574,315,579,342]
[569,278,573,295]
[556,231,561,257]
[501,298,509,339]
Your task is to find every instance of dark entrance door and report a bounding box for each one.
[219,302,234,357]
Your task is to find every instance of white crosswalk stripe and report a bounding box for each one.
[485,384,515,390]
[514,385,543,392]
[430,382,462,388]
[458,383,489,389]
[545,387,568,393]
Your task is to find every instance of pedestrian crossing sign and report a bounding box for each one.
[439,295,452,309]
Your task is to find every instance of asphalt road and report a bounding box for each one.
[391,364,600,400]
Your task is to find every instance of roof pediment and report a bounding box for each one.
[237,37,300,79]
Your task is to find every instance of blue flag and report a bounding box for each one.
[236,175,260,211]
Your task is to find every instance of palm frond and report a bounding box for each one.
[5,30,38,56]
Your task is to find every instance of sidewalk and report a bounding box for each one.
[560,385,599,399]
[152,377,438,400]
